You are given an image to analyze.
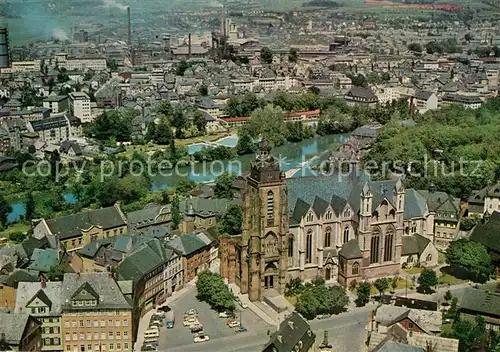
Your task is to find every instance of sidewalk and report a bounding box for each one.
[228,283,278,326]
[133,280,197,352]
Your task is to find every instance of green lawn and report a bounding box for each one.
[0,222,30,239]
[404,266,424,275]
[438,252,446,265]
[438,273,466,286]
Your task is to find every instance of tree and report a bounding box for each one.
[154,118,174,145]
[176,60,190,76]
[193,110,207,134]
[288,47,298,63]
[8,231,26,244]
[245,105,286,147]
[447,297,459,321]
[348,73,368,88]
[47,263,65,281]
[445,239,494,283]
[408,43,423,53]
[459,216,479,231]
[285,277,305,297]
[418,269,438,294]
[198,85,208,96]
[260,47,273,64]
[161,191,170,205]
[175,179,196,196]
[0,194,12,227]
[171,195,180,230]
[196,271,235,312]
[214,172,237,199]
[444,290,453,302]
[236,127,257,155]
[25,192,36,221]
[219,204,243,236]
[390,276,398,293]
[49,150,61,182]
[295,280,349,319]
[381,72,391,81]
[464,33,473,42]
[374,278,389,297]
[145,122,157,142]
[355,281,371,307]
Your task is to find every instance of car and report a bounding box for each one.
[235,326,248,333]
[218,311,231,318]
[239,301,248,309]
[193,334,210,343]
[157,306,171,312]
[190,324,203,333]
[154,311,166,319]
[183,317,198,327]
[143,340,158,346]
[166,321,174,329]
[185,309,198,316]
[227,320,240,328]
[141,344,157,351]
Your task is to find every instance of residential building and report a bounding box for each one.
[54,53,107,71]
[27,114,82,144]
[441,93,483,109]
[0,126,10,155]
[0,269,38,312]
[15,281,63,351]
[115,238,183,328]
[262,311,315,352]
[367,305,459,352]
[69,92,92,123]
[413,90,438,113]
[460,287,500,331]
[483,182,500,213]
[344,86,378,107]
[166,232,216,283]
[60,272,133,352]
[415,187,460,249]
[0,60,42,73]
[0,312,43,351]
[468,182,500,216]
[470,211,500,268]
[32,204,128,252]
[43,96,69,114]
[2,119,28,151]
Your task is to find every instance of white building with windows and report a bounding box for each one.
[69,92,91,123]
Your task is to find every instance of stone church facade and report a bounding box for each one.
[220,140,438,301]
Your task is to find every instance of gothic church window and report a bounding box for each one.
[267,191,274,218]
[306,230,313,264]
[325,211,333,220]
[324,227,332,248]
[343,228,349,244]
[343,208,351,218]
[352,262,359,275]
[384,231,394,262]
[288,236,294,257]
[370,232,381,264]
[306,212,314,222]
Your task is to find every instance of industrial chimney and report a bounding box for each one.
[127,7,132,47]
[0,27,10,69]
[188,33,192,59]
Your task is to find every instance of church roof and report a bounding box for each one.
[339,239,363,259]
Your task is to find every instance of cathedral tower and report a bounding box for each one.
[241,139,289,302]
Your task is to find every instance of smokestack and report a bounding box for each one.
[0,27,10,69]
[127,7,132,47]
[220,6,226,37]
[188,33,192,59]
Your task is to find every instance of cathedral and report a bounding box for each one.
[219,139,437,301]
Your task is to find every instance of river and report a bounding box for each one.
[7,134,346,223]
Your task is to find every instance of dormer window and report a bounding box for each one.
[325,211,333,220]
[343,209,351,218]
[306,213,314,222]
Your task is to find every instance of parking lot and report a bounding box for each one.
[156,286,271,350]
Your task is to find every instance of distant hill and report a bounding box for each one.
[302,0,340,7]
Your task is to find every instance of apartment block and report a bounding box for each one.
[69,92,92,123]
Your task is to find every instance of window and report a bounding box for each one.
[324,227,332,248]
[108,331,114,340]
[109,344,114,351]
[94,333,99,340]
[39,307,46,313]
[88,345,92,352]
[384,232,394,262]
[343,228,349,244]
[93,320,99,328]
[370,233,381,264]
[66,346,71,352]
[288,236,294,257]
[306,212,313,222]
[124,343,129,351]
[79,320,84,327]
[352,262,359,275]
[116,343,121,350]
[108,320,113,327]
[343,208,351,218]
[426,254,432,262]
[123,320,128,327]
[80,333,85,341]
[100,320,105,327]
[123,331,128,339]
[325,211,333,220]
[65,321,70,328]
[81,345,85,352]
[267,191,274,219]
[73,333,77,341]
[101,333,106,340]
[31,307,36,314]
[86,320,91,327]
[95,345,100,352]
[306,230,313,264]
[87,333,92,341]
[116,332,121,339]
[66,334,71,342]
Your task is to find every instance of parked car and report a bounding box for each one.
[143,340,158,346]
[218,311,231,318]
[154,311,166,319]
[239,301,248,309]
[185,309,198,316]
[141,344,157,351]
[157,306,171,312]
[183,317,199,327]
[235,326,248,333]
[227,320,240,328]
[190,324,203,333]
[165,310,175,329]
[144,328,160,340]
[193,334,210,343]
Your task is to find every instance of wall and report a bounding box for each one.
[0,284,17,311]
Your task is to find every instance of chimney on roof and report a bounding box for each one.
[288,321,294,329]
[41,279,46,289]
[76,272,80,279]
[188,33,192,59]
[277,335,282,344]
